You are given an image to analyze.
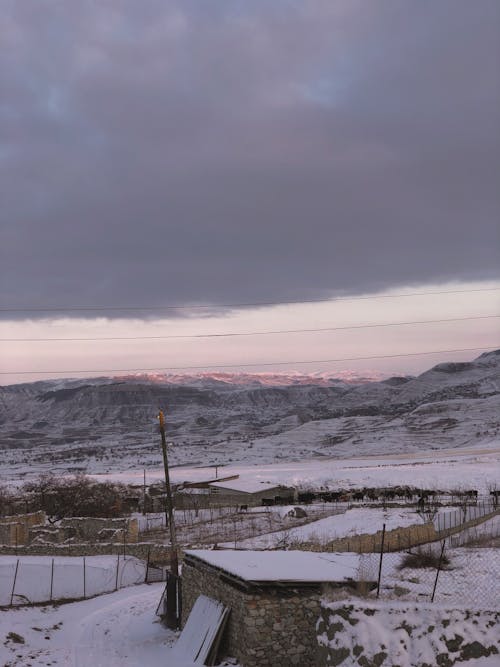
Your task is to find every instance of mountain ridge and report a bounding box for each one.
[0,350,498,475]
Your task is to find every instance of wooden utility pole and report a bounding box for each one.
[158,410,178,577]
[158,409,180,629]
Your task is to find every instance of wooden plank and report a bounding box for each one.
[206,607,230,666]
[170,594,230,665]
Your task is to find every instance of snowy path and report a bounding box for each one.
[0,584,185,666]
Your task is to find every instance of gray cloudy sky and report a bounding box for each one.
[1,1,499,383]
[2,0,499,314]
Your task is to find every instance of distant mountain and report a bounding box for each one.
[0,350,498,476]
[85,369,385,388]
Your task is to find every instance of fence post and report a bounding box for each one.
[430,539,446,602]
[50,558,54,601]
[376,524,386,599]
[115,551,120,591]
[10,559,19,606]
[123,530,127,558]
[145,545,151,584]
[83,557,86,599]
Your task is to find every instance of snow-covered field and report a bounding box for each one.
[0,556,147,606]
[89,441,500,494]
[229,507,422,549]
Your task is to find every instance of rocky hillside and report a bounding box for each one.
[0,350,499,472]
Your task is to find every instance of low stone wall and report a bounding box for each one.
[0,522,27,547]
[59,517,139,543]
[317,601,499,666]
[0,541,171,564]
[27,516,139,546]
[182,557,323,667]
[0,511,46,546]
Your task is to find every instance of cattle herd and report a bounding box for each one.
[288,486,494,506]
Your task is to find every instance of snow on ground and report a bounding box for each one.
[0,556,146,606]
[376,546,500,610]
[318,600,500,666]
[88,442,500,494]
[0,584,174,666]
[229,507,422,549]
[0,583,240,667]
[448,513,500,547]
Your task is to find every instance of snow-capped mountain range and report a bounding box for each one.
[0,350,499,476]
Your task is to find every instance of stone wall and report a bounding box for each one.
[0,541,171,564]
[0,521,26,546]
[0,511,46,546]
[59,516,139,543]
[0,513,142,548]
[182,558,323,667]
[27,516,139,546]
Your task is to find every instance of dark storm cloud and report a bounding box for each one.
[1,0,499,317]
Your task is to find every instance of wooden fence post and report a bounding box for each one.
[10,559,19,606]
[115,551,120,591]
[50,558,54,601]
[431,540,446,602]
[376,524,386,599]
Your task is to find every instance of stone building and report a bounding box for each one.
[182,549,375,667]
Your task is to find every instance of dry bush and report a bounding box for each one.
[398,547,450,570]
[21,473,127,520]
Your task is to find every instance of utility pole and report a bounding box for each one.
[142,468,146,516]
[158,409,180,630]
[158,410,178,577]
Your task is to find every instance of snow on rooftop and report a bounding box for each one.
[208,479,284,494]
[185,549,365,583]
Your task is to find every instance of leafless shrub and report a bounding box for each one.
[398,547,450,570]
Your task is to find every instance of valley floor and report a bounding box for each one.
[87,440,500,495]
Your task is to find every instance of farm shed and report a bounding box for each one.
[182,549,376,667]
[207,479,295,506]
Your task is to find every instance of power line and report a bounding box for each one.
[2,314,499,342]
[1,345,497,376]
[1,286,499,313]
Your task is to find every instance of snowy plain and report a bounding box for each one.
[88,441,500,495]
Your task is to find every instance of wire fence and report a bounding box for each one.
[364,512,500,610]
[0,554,165,607]
[432,497,498,533]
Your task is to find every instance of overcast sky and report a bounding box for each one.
[1,1,499,383]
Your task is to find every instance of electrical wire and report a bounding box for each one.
[1,345,497,376]
[2,314,498,342]
[1,286,499,313]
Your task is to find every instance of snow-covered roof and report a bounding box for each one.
[208,479,284,494]
[185,549,366,584]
